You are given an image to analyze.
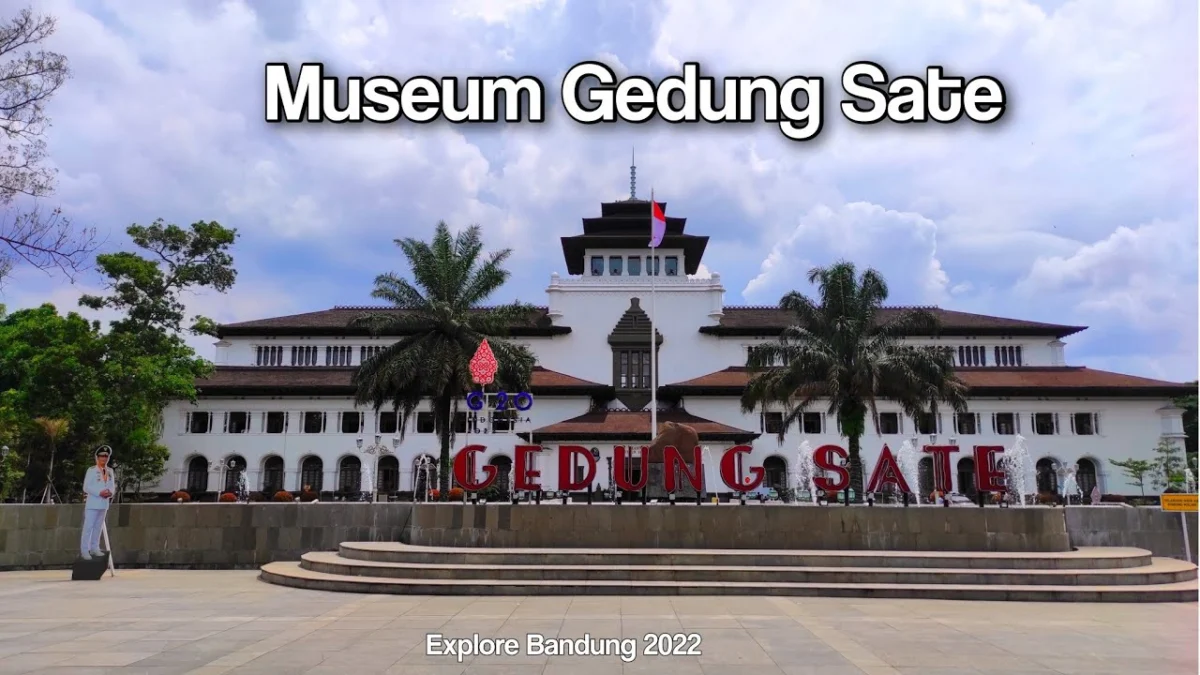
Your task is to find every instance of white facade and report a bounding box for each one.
[155,201,1192,499]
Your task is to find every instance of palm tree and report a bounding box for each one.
[351,222,537,493]
[741,261,968,498]
[33,417,69,503]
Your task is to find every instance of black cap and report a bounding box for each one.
[95,447,111,458]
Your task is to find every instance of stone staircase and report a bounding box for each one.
[260,543,1199,602]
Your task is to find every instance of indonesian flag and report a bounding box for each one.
[650,197,666,248]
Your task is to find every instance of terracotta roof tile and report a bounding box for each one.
[196,366,608,394]
[666,366,1195,397]
[526,409,758,441]
[705,306,1086,338]
[217,306,569,337]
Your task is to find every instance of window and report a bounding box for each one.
[878,412,900,435]
[452,412,468,434]
[378,456,400,493]
[291,345,319,366]
[225,412,250,434]
[647,255,660,276]
[360,345,385,363]
[609,256,623,276]
[615,348,652,389]
[302,412,326,434]
[326,345,352,366]
[416,412,435,434]
[993,412,1017,435]
[492,409,517,433]
[623,447,643,489]
[340,412,364,434]
[761,412,784,434]
[957,345,987,367]
[300,457,323,492]
[338,457,362,493]
[954,413,978,435]
[994,345,1023,367]
[627,256,641,276]
[747,344,789,367]
[664,256,679,276]
[378,411,399,434]
[1071,413,1098,436]
[256,345,284,366]
[914,412,938,435]
[262,456,284,493]
[224,457,246,492]
[763,456,787,490]
[590,256,604,276]
[265,412,287,434]
[1077,458,1098,496]
[1033,413,1058,435]
[188,412,212,434]
[801,412,823,434]
[186,456,209,493]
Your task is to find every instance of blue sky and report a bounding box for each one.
[5,0,1197,380]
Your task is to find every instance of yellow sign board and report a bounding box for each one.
[1161,494,1198,512]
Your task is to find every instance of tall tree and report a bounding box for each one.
[32,416,67,501]
[1109,458,1154,496]
[79,219,238,341]
[351,222,537,492]
[0,8,95,281]
[740,261,968,498]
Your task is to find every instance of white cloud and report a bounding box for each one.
[0,0,1192,380]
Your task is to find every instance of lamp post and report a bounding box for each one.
[606,456,614,502]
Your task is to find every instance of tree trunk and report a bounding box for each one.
[847,433,864,501]
[435,392,453,493]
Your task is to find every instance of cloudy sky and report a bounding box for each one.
[5,0,1197,380]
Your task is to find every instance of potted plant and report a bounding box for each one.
[273,490,294,502]
[219,492,237,502]
[170,490,191,503]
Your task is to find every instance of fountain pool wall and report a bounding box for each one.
[0,504,1195,569]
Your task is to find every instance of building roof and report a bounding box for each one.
[562,199,709,275]
[520,409,760,443]
[217,306,572,338]
[195,366,612,397]
[703,306,1087,338]
[663,366,1196,398]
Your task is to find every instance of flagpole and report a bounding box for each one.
[650,189,657,440]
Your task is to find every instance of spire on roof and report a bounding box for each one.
[630,148,636,199]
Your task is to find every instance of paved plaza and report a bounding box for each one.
[0,569,1194,675]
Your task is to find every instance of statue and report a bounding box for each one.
[645,422,701,499]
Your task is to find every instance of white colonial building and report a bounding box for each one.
[155,197,1194,499]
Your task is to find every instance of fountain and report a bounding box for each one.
[1001,435,1033,506]
[360,460,375,502]
[792,440,818,504]
[413,456,435,502]
[1057,462,1080,505]
[894,440,923,504]
[235,471,249,503]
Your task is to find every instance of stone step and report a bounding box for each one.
[299,551,1196,586]
[259,562,1200,602]
[337,542,1154,570]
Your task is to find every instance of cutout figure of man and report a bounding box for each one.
[81,448,115,560]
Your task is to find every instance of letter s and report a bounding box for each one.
[841,61,888,124]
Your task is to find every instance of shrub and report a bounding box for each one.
[1100,494,1127,503]
[299,490,319,502]
[1036,491,1058,505]
[218,492,237,502]
[448,487,464,500]
[170,490,191,502]
[428,488,441,500]
[273,490,294,502]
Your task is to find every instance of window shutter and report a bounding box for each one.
[990,413,996,433]
[1015,414,1021,433]
[898,415,904,435]
[1093,413,1101,435]
[222,413,229,433]
[975,413,981,433]
[185,411,192,433]
[322,413,327,433]
[284,412,290,433]
[1053,413,1059,434]
[359,413,365,433]
[1070,413,1076,435]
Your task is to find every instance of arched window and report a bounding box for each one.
[186,456,209,494]
[489,455,513,494]
[957,457,977,498]
[1036,458,1057,494]
[413,455,438,496]
[377,455,400,493]
[261,456,284,494]
[338,456,362,493]
[223,455,246,492]
[300,456,323,492]
[918,457,934,500]
[1077,458,1098,497]
[763,456,787,491]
